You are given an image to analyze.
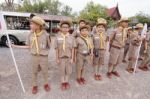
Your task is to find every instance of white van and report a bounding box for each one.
[0,11,31,45]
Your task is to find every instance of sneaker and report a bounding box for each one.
[44,84,50,92]
[61,83,66,91]
[111,71,120,77]
[32,86,38,94]
[80,78,86,84]
[106,72,112,79]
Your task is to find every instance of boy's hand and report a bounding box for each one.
[90,54,94,62]
[70,58,74,64]
[56,59,60,64]
[11,44,15,48]
[144,49,147,54]
[6,43,14,48]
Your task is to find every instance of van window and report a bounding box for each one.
[4,15,30,30]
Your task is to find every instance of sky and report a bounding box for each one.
[58,0,150,17]
[1,0,150,17]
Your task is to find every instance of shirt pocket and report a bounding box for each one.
[115,33,122,41]
[57,37,64,45]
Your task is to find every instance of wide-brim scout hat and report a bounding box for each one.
[96,18,107,27]
[79,25,90,31]
[30,16,45,26]
[118,17,129,23]
[59,20,72,27]
[135,23,144,29]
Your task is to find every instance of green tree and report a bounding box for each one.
[78,1,114,27]
[61,5,72,16]
[79,1,108,23]
[130,12,150,27]
[18,0,62,14]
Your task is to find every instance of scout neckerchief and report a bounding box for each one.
[119,26,126,43]
[99,32,104,49]
[80,35,93,50]
[61,33,69,52]
[31,30,43,55]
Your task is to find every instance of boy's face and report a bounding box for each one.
[79,21,86,27]
[30,22,41,32]
[80,28,89,37]
[96,25,105,33]
[60,24,70,33]
[120,21,128,28]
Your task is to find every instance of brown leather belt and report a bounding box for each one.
[61,56,69,58]
[111,45,123,49]
[131,43,139,47]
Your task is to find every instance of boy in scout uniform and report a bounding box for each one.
[123,27,133,63]
[126,23,143,73]
[54,21,76,90]
[92,18,107,81]
[12,16,51,94]
[138,28,150,71]
[108,17,129,78]
[72,19,86,38]
[75,25,93,85]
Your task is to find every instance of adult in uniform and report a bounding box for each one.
[126,23,143,73]
[107,17,129,78]
[123,27,133,63]
[138,27,150,71]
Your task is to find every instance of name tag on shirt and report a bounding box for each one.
[83,50,88,54]
[116,33,122,36]
[57,38,64,41]
[94,36,99,39]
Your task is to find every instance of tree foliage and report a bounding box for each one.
[130,12,150,27]
[78,1,115,27]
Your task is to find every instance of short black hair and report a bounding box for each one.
[30,13,36,19]
[79,19,86,24]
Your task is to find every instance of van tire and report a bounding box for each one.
[2,36,19,47]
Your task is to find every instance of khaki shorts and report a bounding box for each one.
[31,54,48,86]
[93,50,106,65]
[109,47,124,65]
[59,57,72,76]
[76,53,90,71]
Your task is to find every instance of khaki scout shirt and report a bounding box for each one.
[130,31,142,46]
[110,28,127,48]
[76,36,93,54]
[26,31,51,56]
[54,33,76,58]
[93,33,107,50]
[126,32,133,44]
[145,32,150,46]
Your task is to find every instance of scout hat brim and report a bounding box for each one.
[30,16,45,26]
[118,17,129,23]
[79,25,90,31]
[127,27,132,30]
[59,20,72,27]
[96,18,107,28]
[135,23,144,29]
[96,23,107,28]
